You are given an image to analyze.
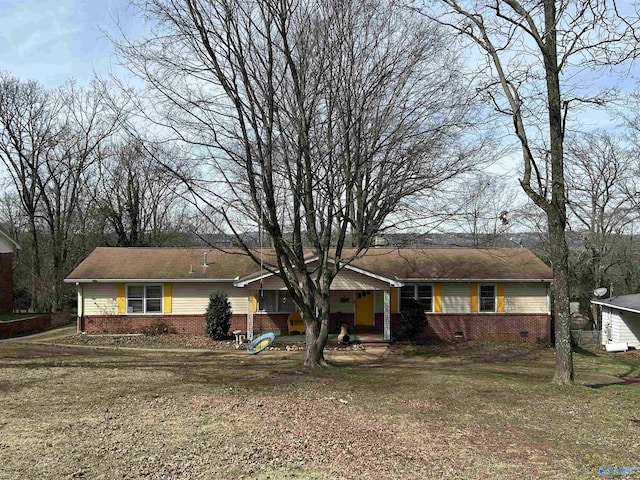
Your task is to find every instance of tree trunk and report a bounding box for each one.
[544,0,573,385]
[302,294,331,367]
[548,207,574,384]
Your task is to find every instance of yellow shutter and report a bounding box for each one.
[250,293,257,312]
[117,284,126,314]
[496,283,505,312]
[163,283,172,313]
[434,283,442,313]
[390,287,399,313]
[470,283,478,313]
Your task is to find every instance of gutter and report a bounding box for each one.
[64,277,239,284]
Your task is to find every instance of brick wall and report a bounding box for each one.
[389,313,551,343]
[252,313,288,335]
[0,312,71,339]
[82,314,247,334]
[0,253,14,312]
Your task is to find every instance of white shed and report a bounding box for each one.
[591,295,640,349]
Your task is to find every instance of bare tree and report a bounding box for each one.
[91,138,191,247]
[445,172,520,247]
[117,0,490,366]
[0,73,124,311]
[565,131,635,322]
[0,73,61,310]
[422,0,640,384]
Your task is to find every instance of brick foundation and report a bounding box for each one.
[389,313,551,343]
[0,253,14,313]
[80,312,551,343]
[252,313,289,335]
[81,314,247,335]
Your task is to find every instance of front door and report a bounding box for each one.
[355,291,374,326]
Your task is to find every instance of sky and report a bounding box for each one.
[0,0,138,88]
[0,0,637,203]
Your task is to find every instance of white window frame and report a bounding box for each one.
[479,283,497,313]
[126,284,164,314]
[400,284,434,312]
[258,290,295,313]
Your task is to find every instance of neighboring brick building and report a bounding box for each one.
[0,227,20,313]
[66,247,553,343]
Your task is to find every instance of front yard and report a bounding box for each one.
[0,337,638,479]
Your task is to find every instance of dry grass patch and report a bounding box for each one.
[0,341,638,479]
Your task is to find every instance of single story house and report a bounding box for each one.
[0,227,20,312]
[591,295,640,349]
[64,247,553,343]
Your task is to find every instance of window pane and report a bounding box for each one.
[479,285,495,312]
[400,286,415,299]
[417,285,432,299]
[128,285,144,298]
[278,291,295,313]
[146,299,162,313]
[128,299,144,313]
[259,291,277,312]
[146,286,162,299]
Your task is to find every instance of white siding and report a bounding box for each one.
[331,291,354,313]
[171,283,247,314]
[442,283,471,313]
[331,269,389,290]
[504,283,549,313]
[82,284,118,315]
[614,311,640,347]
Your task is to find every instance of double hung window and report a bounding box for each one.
[479,284,496,312]
[400,284,433,312]
[127,285,162,313]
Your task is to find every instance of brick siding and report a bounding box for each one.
[81,314,247,334]
[389,312,550,343]
[0,312,71,339]
[81,311,551,343]
[0,253,14,312]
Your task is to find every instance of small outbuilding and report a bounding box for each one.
[591,295,640,349]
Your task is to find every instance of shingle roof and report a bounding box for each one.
[66,246,552,283]
[65,247,262,281]
[591,294,640,313]
[348,248,551,280]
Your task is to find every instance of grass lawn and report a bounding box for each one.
[0,340,639,479]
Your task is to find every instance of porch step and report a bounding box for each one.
[354,332,388,344]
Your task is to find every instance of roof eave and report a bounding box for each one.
[396,278,553,283]
[0,229,20,250]
[590,299,640,315]
[64,278,239,284]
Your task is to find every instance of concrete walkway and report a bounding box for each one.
[1,324,76,343]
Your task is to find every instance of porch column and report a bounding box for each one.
[383,289,390,341]
[247,313,254,340]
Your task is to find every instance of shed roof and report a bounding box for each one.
[65,246,552,283]
[591,294,640,314]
